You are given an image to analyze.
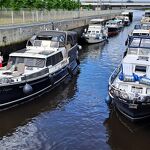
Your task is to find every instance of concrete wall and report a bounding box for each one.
[0,11,121,47]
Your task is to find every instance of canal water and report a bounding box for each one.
[0,10,149,150]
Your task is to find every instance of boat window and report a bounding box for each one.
[96,31,99,34]
[27,40,33,46]
[145,12,150,17]
[132,33,140,36]
[88,31,91,33]
[46,52,63,66]
[135,65,146,73]
[134,25,141,29]
[127,48,138,55]
[142,25,150,30]
[50,41,59,48]
[141,33,149,36]
[147,88,150,94]
[92,31,95,34]
[36,36,52,41]
[140,39,150,48]
[33,40,42,47]
[131,86,143,94]
[8,56,45,68]
[139,48,150,55]
[130,38,140,47]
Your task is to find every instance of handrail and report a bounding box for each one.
[109,65,150,102]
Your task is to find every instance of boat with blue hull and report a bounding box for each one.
[109,36,150,121]
[0,30,80,110]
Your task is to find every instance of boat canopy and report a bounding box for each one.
[106,20,122,24]
[122,12,130,15]
[128,36,150,49]
[90,18,105,24]
[27,30,77,47]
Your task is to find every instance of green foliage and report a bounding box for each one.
[0,0,81,10]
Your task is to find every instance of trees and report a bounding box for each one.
[0,0,81,10]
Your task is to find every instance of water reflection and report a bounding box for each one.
[0,10,147,150]
[104,107,150,150]
[0,76,78,138]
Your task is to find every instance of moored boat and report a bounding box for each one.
[109,36,150,121]
[105,20,123,36]
[121,11,133,23]
[0,30,80,110]
[141,10,150,24]
[82,19,108,44]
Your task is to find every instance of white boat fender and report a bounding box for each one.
[105,95,112,105]
[67,66,74,77]
[23,83,33,95]
[78,45,82,50]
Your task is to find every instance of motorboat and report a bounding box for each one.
[125,25,150,46]
[124,16,130,26]
[82,19,108,44]
[130,27,150,37]
[106,20,123,36]
[115,16,130,26]
[0,30,80,110]
[141,10,150,24]
[121,11,133,23]
[109,36,150,121]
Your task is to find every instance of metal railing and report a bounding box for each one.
[109,65,150,103]
[0,9,122,25]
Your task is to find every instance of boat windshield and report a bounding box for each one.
[127,48,138,55]
[128,48,150,56]
[129,37,150,49]
[142,24,150,30]
[33,40,59,48]
[8,56,45,68]
[145,12,150,17]
[139,48,150,55]
[129,38,140,47]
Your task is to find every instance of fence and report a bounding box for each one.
[0,9,122,25]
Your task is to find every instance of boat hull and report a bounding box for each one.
[124,21,130,26]
[0,59,79,110]
[110,94,150,121]
[85,37,106,44]
[108,27,120,36]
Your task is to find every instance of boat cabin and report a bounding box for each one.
[27,30,77,51]
[106,20,123,27]
[131,29,150,36]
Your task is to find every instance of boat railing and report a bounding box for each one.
[109,64,150,102]
[109,83,150,103]
[0,68,49,84]
[109,64,121,86]
[21,68,49,81]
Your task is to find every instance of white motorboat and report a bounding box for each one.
[82,19,108,44]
